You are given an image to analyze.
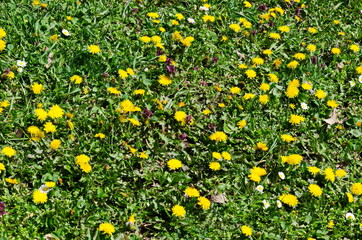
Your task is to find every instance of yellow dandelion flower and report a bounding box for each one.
[88,45,101,54]
[289,114,305,125]
[167,159,182,170]
[279,194,298,207]
[222,151,232,160]
[139,36,151,43]
[202,15,215,22]
[209,131,227,141]
[2,146,16,157]
[70,75,82,84]
[324,167,335,182]
[335,169,347,178]
[307,166,320,175]
[230,87,241,94]
[0,40,6,51]
[158,75,172,86]
[268,73,279,82]
[50,139,61,149]
[308,27,318,34]
[139,151,148,159]
[259,83,270,92]
[280,134,297,142]
[307,44,317,52]
[346,192,354,202]
[287,60,299,69]
[94,133,106,139]
[269,33,281,39]
[309,184,322,197]
[43,121,56,133]
[331,48,341,55]
[351,183,362,195]
[241,225,252,236]
[293,53,306,60]
[349,44,360,53]
[229,23,241,32]
[184,187,200,197]
[285,86,299,98]
[327,100,338,108]
[172,205,186,217]
[209,162,221,171]
[315,89,327,99]
[263,49,273,56]
[212,152,222,159]
[107,87,121,95]
[258,94,269,104]
[147,12,159,19]
[237,120,247,129]
[245,69,257,79]
[252,57,264,65]
[128,118,141,126]
[197,196,211,210]
[0,28,6,39]
[0,163,5,173]
[286,154,303,165]
[32,83,44,94]
[48,105,64,119]
[302,82,313,90]
[33,189,48,204]
[99,223,115,236]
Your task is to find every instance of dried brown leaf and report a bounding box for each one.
[45,52,54,69]
[323,108,347,125]
[210,193,227,204]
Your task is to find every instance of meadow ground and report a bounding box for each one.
[0,0,362,239]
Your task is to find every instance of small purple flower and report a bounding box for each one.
[165,58,176,74]
[212,57,219,64]
[166,65,176,74]
[179,133,187,140]
[156,49,163,56]
[268,22,275,27]
[295,8,301,16]
[200,81,207,86]
[311,56,317,64]
[258,4,268,11]
[194,67,200,71]
[207,123,216,130]
[251,30,258,36]
[0,202,7,215]
[101,72,109,77]
[186,115,193,125]
[142,108,154,118]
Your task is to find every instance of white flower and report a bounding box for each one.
[278,172,285,180]
[187,18,196,24]
[262,200,270,209]
[38,184,52,194]
[346,213,355,220]
[62,29,70,36]
[359,75,362,83]
[276,200,282,208]
[256,185,264,193]
[16,60,27,68]
[349,81,356,87]
[199,6,209,11]
[301,102,309,110]
[17,68,24,73]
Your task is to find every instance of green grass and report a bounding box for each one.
[0,0,362,239]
